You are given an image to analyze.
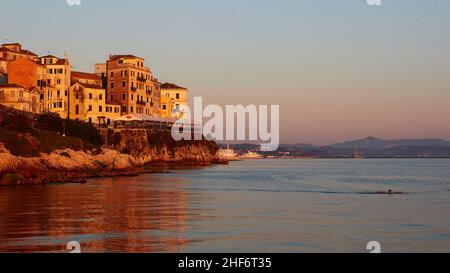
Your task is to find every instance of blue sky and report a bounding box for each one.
[1,0,450,144]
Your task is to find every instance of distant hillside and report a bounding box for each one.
[225,136,450,158]
[330,136,450,150]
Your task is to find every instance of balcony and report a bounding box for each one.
[136,100,146,106]
[131,87,137,92]
[137,76,147,82]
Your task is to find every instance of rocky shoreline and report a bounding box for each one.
[0,147,227,186]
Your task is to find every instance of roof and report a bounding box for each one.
[39,55,69,65]
[39,55,58,59]
[72,71,101,81]
[0,46,37,56]
[1,43,21,46]
[76,82,105,90]
[0,84,25,89]
[108,54,144,61]
[160,83,187,90]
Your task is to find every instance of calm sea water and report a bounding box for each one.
[0,159,449,253]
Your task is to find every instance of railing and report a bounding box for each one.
[131,87,137,92]
[136,100,146,106]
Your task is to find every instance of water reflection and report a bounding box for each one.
[0,174,203,253]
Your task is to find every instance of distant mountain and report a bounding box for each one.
[224,137,450,158]
[281,143,318,150]
[330,136,450,150]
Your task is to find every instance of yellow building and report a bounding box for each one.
[69,82,121,126]
[104,55,161,116]
[0,84,41,114]
[38,55,72,119]
[160,83,188,117]
[160,94,174,118]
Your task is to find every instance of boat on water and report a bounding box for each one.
[354,147,363,159]
[240,151,264,160]
[217,145,240,161]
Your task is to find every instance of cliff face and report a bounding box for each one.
[101,129,220,164]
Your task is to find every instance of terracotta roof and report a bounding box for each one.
[0,84,25,89]
[38,55,69,65]
[1,43,20,46]
[72,71,101,81]
[160,83,187,89]
[0,46,37,56]
[40,55,58,59]
[78,82,105,90]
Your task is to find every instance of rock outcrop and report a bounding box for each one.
[101,128,220,164]
[0,148,142,185]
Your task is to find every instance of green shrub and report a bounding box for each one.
[66,119,103,147]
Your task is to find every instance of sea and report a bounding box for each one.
[0,158,449,253]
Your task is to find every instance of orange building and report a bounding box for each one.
[104,55,161,116]
[7,58,47,90]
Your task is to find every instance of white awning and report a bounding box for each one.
[114,114,177,123]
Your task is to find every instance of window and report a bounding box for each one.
[99,106,102,112]
[59,102,63,108]
[57,90,61,98]
[122,81,126,88]
[122,94,126,100]
[110,94,114,101]
[76,93,79,99]
[130,106,134,113]
[9,90,15,98]
[65,90,68,97]
[75,105,79,115]
[121,106,126,113]
[131,94,134,101]
[110,82,114,89]
[110,72,114,77]
[89,93,93,100]
[88,105,92,111]
[99,94,103,100]
[162,105,167,110]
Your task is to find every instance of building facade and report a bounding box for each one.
[160,83,189,117]
[69,82,121,125]
[0,42,190,125]
[38,55,72,118]
[105,55,161,116]
[0,84,41,114]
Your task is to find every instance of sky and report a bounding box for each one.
[1,0,450,145]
